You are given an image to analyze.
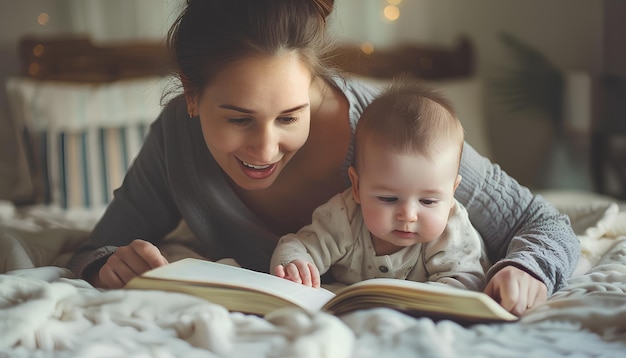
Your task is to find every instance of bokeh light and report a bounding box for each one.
[33,44,45,57]
[360,42,374,55]
[28,63,40,76]
[383,5,400,21]
[37,12,49,26]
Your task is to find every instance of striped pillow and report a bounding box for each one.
[7,76,169,209]
[37,125,149,208]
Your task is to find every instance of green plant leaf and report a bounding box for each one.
[490,32,565,134]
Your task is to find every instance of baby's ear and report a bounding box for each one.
[453,174,462,192]
[348,166,361,204]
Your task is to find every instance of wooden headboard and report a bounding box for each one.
[18,36,171,82]
[18,35,474,82]
[329,37,474,80]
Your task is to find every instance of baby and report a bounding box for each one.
[270,79,488,291]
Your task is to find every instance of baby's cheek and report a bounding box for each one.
[420,214,449,241]
[361,206,391,237]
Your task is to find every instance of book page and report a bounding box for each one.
[140,258,336,312]
[323,278,518,322]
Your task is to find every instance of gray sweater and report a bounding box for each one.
[68,76,580,294]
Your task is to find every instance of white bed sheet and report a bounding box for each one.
[1,191,626,357]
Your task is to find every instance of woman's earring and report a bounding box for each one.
[188,111,194,118]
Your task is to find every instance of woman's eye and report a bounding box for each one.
[377,196,397,203]
[278,116,298,124]
[228,117,252,125]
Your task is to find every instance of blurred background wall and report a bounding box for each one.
[1,0,622,202]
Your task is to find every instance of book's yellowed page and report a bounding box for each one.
[135,258,335,312]
[323,278,518,322]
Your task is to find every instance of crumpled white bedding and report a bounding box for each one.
[1,192,626,358]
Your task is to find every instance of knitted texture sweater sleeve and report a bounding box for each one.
[455,144,580,294]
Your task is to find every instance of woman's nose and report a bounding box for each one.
[248,124,279,162]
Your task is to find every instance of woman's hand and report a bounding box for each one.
[274,259,321,288]
[484,265,547,316]
[96,239,169,289]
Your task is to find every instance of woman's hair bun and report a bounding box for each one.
[314,0,334,20]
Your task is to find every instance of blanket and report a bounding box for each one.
[1,192,626,357]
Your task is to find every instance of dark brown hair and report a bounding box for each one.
[166,0,336,101]
[354,79,465,168]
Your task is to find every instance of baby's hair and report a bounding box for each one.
[354,79,465,168]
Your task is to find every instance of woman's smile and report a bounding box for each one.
[238,158,278,179]
[241,161,273,170]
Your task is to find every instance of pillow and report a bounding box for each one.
[6,76,168,209]
[36,125,148,208]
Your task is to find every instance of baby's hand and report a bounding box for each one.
[274,259,321,288]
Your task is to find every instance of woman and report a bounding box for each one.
[68,0,579,316]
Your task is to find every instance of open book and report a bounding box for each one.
[124,258,518,324]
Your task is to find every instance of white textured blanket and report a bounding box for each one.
[1,193,626,357]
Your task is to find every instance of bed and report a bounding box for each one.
[1,191,626,357]
[2,37,626,357]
